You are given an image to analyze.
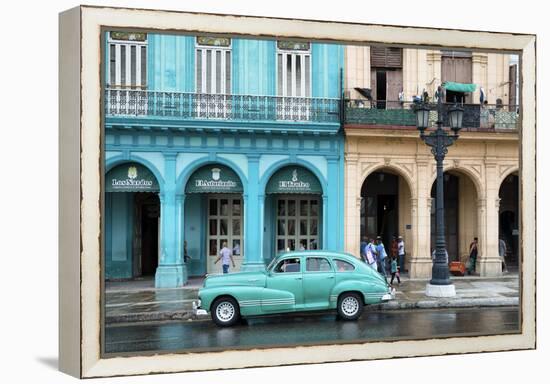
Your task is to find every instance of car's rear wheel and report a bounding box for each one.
[211,297,240,327]
[337,292,363,320]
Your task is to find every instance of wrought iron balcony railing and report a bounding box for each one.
[105,88,341,124]
[345,100,519,130]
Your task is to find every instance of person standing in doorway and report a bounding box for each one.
[467,237,479,275]
[214,241,235,274]
[364,237,377,270]
[375,236,388,281]
[397,236,405,272]
[360,236,368,262]
[183,240,192,263]
[499,238,509,273]
[398,90,405,108]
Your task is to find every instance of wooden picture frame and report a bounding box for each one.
[59,5,536,378]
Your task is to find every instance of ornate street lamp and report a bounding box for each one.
[415,92,463,297]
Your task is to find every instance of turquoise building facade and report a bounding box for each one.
[104,32,345,288]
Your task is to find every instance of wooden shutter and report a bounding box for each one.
[370,47,402,68]
[386,70,403,108]
[441,56,473,103]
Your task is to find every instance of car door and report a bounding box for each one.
[303,256,335,309]
[263,257,304,312]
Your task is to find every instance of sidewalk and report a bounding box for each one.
[105,273,519,324]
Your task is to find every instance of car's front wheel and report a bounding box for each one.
[211,297,240,327]
[337,292,363,320]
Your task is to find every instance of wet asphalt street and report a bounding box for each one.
[104,306,520,355]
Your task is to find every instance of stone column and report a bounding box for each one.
[472,53,489,104]
[241,154,265,271]
[175,194,188,283]
[155,154,187,288]
[409,158,432,279]
[322,195,329,249]
[479,162,503,276]
[326,156,340,250]
[344,153,360,257]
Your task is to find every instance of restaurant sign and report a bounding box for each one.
[186,165,243,193]
[266,166,322,194]
[106,163,160,192]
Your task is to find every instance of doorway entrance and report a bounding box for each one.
[207,196,243,273]
[105,162,161,280]
[184,163,245,276]
[499,173,519,266]
[133,193,160,276]
[430,173,459,262]
[276,196,320,253]
[360,172,399,250]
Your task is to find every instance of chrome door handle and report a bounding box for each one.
[247,279,259,282]
[327,276,334,279]
[295,277,302,280]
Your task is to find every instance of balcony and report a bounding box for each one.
[104,88,341,133]
[344,100,519,131]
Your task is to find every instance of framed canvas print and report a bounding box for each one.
[59,5,536,378]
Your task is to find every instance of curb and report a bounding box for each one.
[106,298,519,324]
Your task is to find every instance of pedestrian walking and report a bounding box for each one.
[499,238,509,272]
[375,236,388,281]
[214,241,235,274]
[467,237,478,275]
[390,256,401,285]
[397,236,406,272]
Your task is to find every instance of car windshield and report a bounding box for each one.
[266,257,278,272]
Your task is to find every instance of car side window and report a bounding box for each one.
[274,258,301,273]
[306,257,332,272]
[334,259,355,272]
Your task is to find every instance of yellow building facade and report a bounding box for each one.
[343,46,519,278]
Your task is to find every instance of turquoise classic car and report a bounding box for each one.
[193,250,395,326]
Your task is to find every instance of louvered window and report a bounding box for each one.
[195,37,232,118]
[370,47,402,68]
[196,37,232,94]
[277,41,311,97]
[107,32,147,88]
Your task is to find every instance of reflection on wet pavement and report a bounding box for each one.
[105,307,520,355]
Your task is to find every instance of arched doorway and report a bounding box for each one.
[184,164,244,276]
[105,162,160,280]
[499,173,519,267]
[264,166,323,261]
[430,170,478,264]
[360,170,413,271]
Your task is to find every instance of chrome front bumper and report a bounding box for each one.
[381,287,396,301]
[192,300,208,316]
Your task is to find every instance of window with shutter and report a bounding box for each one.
[195,37,232,95]
[106,32,147,89]
[195,37,232,118]
[276,41,312,121]
[370,47,402,68]
[276,41,311,97]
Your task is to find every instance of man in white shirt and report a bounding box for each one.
[214,242,235,274]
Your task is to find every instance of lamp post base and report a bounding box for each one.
[425,283,456,297]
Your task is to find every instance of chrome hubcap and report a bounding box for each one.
[341,296,359,316]
[216,302,235,322]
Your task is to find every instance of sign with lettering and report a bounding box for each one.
[106,163,160,192]
[186,165,243,193]
[266,166,322,194]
